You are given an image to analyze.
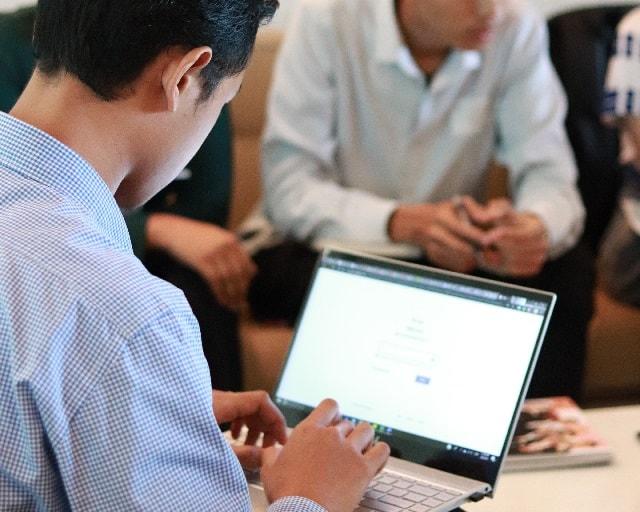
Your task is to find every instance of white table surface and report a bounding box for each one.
[250,405,640,511]
[466,405,640,512]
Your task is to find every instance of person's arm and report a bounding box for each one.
[495,8,585,260]
[146,213,256,310]
[61,299,386,511]
[262,1,397,244]
[61,304,330,511]
[125,207,256,310]
[61,306,254,510]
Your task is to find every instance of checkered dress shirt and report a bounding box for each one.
[0,112,324,512]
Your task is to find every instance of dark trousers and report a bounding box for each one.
[250,241,595,403]
[145,250,243,391]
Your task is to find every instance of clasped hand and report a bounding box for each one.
[389,197,549,277]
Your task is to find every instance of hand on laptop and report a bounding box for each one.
[261,399,390,511]
[213,390,287,471]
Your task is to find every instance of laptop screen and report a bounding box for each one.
[273,250,555,487]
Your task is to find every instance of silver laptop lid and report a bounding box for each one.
[273,249,556,490]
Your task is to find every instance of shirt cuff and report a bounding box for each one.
[338,193,398,243]
[519,201,581,260]
[267,496,327,512]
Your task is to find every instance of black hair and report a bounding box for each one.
[33,0,278,101]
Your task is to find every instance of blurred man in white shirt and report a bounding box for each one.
[250,0,594,401]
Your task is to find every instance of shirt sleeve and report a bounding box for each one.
[496,9,585,259]
[262,1,397,245]
[268,497,328,512]
[604,8,640,119]
[58,307,252,511]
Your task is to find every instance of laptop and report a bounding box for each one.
[248,249,556,512]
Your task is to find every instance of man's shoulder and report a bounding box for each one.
[500,0,541,20]
[51,236,193,340]
[482,0,546,63]
[76,245,193,333]
[0,183,194,341]
[286,0,386,62]
[0,182,201,425]
[495,0,545,39]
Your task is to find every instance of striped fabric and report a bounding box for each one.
[0,111,323,512]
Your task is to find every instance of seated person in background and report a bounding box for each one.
[251,0,594,401]
[0,6,253,391]
[601,7,640,308]
[0,0,389,510]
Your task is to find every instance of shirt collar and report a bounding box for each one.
[0,111,133,253]
[374,0,406,65]
[374,0,483,78]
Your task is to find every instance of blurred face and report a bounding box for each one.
[403,0,499,51]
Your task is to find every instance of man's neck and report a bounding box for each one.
[395,0,450,76]
[10,71,134,195]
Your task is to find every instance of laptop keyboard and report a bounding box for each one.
[357,473,462,512]
[224,429,462,512]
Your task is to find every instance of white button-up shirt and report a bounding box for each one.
[262,0,584,259]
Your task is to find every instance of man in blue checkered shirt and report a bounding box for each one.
[0,1,390,510]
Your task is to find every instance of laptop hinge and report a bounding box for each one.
[469,484,493,502]
[469,492,487,502]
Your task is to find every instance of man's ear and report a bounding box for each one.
[162,46,213,113]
